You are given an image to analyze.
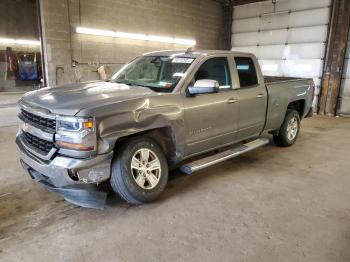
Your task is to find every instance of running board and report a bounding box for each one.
[180,138,270,174]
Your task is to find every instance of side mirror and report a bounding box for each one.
[188,79,219,96]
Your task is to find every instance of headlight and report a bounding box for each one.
[56,116,94,132]
[55,116,96,153]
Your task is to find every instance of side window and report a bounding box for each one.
[234,57,258,88]
[194,57,232,90]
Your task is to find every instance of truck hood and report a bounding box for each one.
[20,81,157,115]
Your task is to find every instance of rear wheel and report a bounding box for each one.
[110,137,168,204]
[273,109,300,147]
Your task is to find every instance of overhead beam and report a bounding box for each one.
[233,0,267,6]
[319,0,350,116]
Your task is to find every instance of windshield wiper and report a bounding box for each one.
[116,80,152,89]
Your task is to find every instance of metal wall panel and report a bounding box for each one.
[339,34,350,114]
[234,0,331,19]
[259,29,288,45]
[284,43,325,59]
[341,79,350,96]
[287,26,328,43]
[288,8,330,27]
[231,0,331,111]
[232,32,259,46]
[257,45,285,59]
[242,44,325,60]
[232,17,260,33]
[275,0,331,12]
[343,59,350,79]
[282,59,323,78]
[259,60,284,76]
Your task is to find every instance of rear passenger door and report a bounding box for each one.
[234,56,267,140]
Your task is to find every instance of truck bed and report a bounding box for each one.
[263,76,314,132]
[264,76,308,84]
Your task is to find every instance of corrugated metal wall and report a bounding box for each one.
[339,30,350,115]
[231,0,331,110]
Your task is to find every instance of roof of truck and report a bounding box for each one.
[143,49,252,58]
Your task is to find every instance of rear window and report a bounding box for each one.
[234,57,258,88]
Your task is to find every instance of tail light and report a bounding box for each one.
[311,81,316,99]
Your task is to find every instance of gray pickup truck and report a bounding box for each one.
[17,50,314,208]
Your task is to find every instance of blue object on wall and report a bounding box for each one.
[19,61,38,81]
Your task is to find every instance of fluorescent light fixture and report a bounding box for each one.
[76,27,196,46]
[173,38,196,45]
[0,37,40,46]
[16,39,41,45]
[115,32,148,41]
[76,27,115,37]
[0,38,16,44]
[148,35,173,43]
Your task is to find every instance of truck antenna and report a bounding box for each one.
[185,47,193,54]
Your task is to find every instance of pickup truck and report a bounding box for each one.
[16,50,314,208]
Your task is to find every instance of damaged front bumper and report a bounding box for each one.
[16,135,113,209]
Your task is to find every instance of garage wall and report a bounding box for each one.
[39,0,223,86]
[0,0,39,39]
[0,0,41,91]
[231,0,331,111]
[338,30,350,115]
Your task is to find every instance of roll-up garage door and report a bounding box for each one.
[339,31,350,115]
[231,0,331,111]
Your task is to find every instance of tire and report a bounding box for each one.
[110,137,168,204]
[273,109,301,147]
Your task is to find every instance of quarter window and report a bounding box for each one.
[234,57,258,88]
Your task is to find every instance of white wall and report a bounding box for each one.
[231,0,331,111]
[339,30,350,115]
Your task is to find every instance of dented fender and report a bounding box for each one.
[77,93,186,163]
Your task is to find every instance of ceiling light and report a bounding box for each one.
[0,38,40,46]
[0,38,16,44]
[76,27,115,37]
[76,27,196,46]
[173,38,196,46]
[115,32,148,41]
[16,39,41,45]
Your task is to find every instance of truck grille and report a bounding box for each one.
[19,109,56,133]
[22,131,55,155]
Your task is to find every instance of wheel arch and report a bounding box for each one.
[112,127,178,164]
[287,99,305,119]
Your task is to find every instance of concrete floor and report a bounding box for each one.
[1,103,350,262]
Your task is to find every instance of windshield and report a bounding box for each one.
[110,56,195,92]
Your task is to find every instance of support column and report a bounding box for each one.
[219,0,233,50]
[319,0,350,116]
[38,0,73,87]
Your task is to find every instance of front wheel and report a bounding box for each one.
[110,137,168,204]
[273,109,301,147]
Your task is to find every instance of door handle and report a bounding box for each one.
[227,98,238,104]
[256,94,265,98]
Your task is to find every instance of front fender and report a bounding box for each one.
[97,103,185,162]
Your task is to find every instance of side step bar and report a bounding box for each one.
[180,138,270,174]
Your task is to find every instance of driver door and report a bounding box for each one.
[183,56,239,157]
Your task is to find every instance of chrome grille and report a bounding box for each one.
[19,109,56,133]
[21,131,55,155]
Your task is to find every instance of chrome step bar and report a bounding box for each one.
[180,138,270,174]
